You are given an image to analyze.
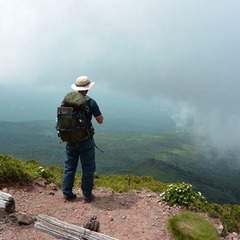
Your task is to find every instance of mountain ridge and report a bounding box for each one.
[0,120,240,205]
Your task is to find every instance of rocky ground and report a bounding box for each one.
[0,179,239,240]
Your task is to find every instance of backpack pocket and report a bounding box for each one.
[56,107,89,142]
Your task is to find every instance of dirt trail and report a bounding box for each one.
[0,183,234,240]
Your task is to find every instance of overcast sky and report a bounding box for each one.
[0,0,240,152]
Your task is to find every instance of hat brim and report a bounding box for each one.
[71,82,95,91]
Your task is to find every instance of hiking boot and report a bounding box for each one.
[63,193,77,202]
[81,194,95,203]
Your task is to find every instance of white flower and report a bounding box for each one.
[39,166,45,172]
[198,192,202,196]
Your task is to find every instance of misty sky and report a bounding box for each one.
[0,0,240,151]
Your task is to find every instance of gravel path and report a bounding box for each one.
[0,182,238,240]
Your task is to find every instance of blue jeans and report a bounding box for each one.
[62,138,95,198]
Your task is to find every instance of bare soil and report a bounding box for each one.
[0,182,237,240]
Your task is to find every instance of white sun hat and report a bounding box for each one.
[71,76,95,91]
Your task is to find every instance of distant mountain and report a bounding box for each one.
[0,120,63,166]
[114,158,239,204]
[0,120,240,205]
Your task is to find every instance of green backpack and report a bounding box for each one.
[56,92,94,142]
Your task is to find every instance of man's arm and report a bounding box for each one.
[95,115,103,124]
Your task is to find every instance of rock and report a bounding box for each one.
[17,213,33,225]
[34,178,47,188]
[217,224,224,235]
[232,232,238,237]
[83,216,100,232]
[120,202,130,206]
[8,213,18,223]
[48,183,58,191]
[227,232,239,240]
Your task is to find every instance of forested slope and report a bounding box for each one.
[0,120,240,205]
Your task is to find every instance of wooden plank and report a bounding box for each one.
[0,191,15,214]
[34,214,119,240]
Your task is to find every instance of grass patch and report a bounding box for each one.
[168,212,220,240]
[93,174,167,193]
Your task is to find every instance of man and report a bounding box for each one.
[62,76,103,203]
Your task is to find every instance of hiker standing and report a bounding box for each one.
[61,76,103,203]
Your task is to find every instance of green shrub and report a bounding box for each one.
[201,203,240,236]
[25,159,39,165]
[0,155,55,185]
[23,161,54,183]
[94,174,166,193]
[168,212,220,240]
[48,165,64,187]
[0,155,31,184]
[94,172,100,179]
[161,182,207,209]
[220,204,240,234]
[202,203,223,218]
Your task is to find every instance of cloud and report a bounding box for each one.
[0,0,240,152]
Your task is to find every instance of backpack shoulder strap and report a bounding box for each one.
[61,92,90,110]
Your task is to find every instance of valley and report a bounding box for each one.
[0,120,240,205]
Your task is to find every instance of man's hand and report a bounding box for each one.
[95,115,103,124]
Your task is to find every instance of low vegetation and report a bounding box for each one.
[168,212,220,240]
[1,154,240,236]
[1,120,240,205]
[161,183,207,210]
